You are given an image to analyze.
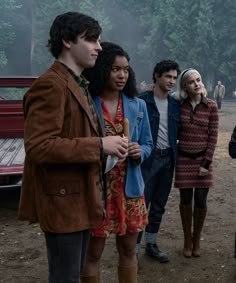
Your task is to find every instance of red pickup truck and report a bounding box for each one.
[0,77,36,190]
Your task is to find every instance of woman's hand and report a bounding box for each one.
[128,142,141,160]
[198,166,209,176]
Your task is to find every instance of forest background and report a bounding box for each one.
[1,0,236,96]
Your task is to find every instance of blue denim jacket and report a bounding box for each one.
[94,93,153,198]
[139,91,180,165]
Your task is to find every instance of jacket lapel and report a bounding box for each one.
[122,93,137,140]
[93,96,105,136]
[50,62,100,135]
[94,94,137,140]
[93,97,104,125]
[68,78,100,134]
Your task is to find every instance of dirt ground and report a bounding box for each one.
[0,100,235,283]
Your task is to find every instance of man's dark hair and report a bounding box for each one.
[48,12,102,59]
[83,41,138,97]
[152,60,181,83]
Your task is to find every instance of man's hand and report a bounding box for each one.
[198,166,209,176]
[102,136,128,160]
[128,142,141,160]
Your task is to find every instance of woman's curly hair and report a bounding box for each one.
[83,42,137,97]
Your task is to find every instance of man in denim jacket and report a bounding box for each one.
[137,60,180,263]
[229,126,236,158]
[228,126,236,258]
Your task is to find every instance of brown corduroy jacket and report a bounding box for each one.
[18,61,104,233]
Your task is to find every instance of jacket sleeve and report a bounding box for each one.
[201,101,219,169]
[213,86,217,99]
[229,126,236,158]
[222,86,225,98]
[24,77,101,164]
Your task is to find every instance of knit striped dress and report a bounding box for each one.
[174,96,219,189]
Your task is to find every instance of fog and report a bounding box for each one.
[0,0,236,96]
[0,1,150,83]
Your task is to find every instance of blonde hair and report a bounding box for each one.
[175,68,201,101]
[201,84,207,97]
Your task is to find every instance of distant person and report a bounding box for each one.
[136,60,181,263]
[201,84,208,97]
[81,42,153,283]
[140,80,147,91]
[213,80,225,109]
[18,12,129,282]
[175,69,219,258]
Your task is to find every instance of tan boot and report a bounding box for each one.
[118,265,137,283]
[192,207,207,257]
[179,204,193,258]
[80,272,100,283]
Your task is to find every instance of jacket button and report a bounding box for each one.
[59,188,66,195]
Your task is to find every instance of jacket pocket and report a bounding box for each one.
[42,181,81,196]
[38,165,82,196]
[131,113,143,141]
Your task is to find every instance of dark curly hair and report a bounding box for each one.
[152,60,181,83]
[47,12,102,59]
[83,42,138,97]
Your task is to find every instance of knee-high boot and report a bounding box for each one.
[192,207,207,257]
[80,273,100,283]
[179,204,193,258]
[118,265,137,283]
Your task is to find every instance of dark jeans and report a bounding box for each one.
[45,230,91,283]
[143,152,174,234]
[216,97,222,109]
[180,188,209,208]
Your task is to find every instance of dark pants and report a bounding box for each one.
[216,97,222,109]
[180,188,209,208]
[45,230,91,283]
[137,152,174,244]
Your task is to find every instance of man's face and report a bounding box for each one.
[65,34,102,71]
[155,70,178,92]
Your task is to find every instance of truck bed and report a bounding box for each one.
[0,77,36,189]
[0,138,24,175]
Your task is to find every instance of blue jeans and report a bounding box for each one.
[143,152,174,234]
[45,230,91,283]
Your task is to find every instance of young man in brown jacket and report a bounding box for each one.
[18,12,128,282]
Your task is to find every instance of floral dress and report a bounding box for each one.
[92,95,148,237]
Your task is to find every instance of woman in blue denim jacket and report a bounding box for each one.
[81,42,153,283]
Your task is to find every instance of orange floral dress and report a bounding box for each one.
[92,95,148,237]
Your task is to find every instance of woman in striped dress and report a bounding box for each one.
[174,69,219,258]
